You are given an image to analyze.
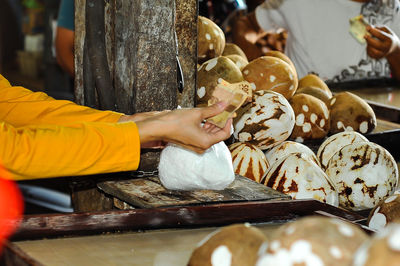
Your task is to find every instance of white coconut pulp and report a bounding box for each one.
[325,142,399,211]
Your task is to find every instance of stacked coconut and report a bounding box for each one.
[197,16,398,211]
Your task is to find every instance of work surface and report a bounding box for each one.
[14,223,282,266]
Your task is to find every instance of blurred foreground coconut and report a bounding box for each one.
[198,16,225,63]
[256,216,369,266]
[188,224,267,266]
[367,193,400,231]
[353,222,400,266]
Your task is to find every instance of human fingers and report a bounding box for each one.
[366,45,386,59]
[200,101,228,121]
[367,26,391,42]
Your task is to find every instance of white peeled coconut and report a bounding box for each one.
[233,90,295,150]
[262,153,339,206]
[317,131,369,170]
[158,141,234,190]
[229,142,269,183]
[265,140,320,167]
[325,142,399,211]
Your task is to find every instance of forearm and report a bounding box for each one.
[0,121,140,180]
[387,46,400,81]
[0,76,123,127]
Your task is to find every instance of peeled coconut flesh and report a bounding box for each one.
[325,141,399,211]
[229,142,269,183]
[264,140,320,167]
[233,90,295,150]
[317,131,369,170]
[262,153,339,206]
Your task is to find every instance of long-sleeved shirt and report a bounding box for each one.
[0,74,140,180]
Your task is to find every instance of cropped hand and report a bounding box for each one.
[135,102,232,154]
[365,26,400,59]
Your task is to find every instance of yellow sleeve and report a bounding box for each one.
[0,74,123,127]
[0,121,140,180]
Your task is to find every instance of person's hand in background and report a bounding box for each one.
[365,25,400,59]
[366,25,400,80]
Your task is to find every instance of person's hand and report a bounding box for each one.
[365,25,400,60]
[135,102,232,154]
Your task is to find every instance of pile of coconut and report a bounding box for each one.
[197,16,399,212]
[187,216,400,266]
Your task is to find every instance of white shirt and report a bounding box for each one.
[255,0,400,82]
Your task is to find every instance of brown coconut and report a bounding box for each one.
[229,142,269,183]
[188,223,268,266]
[289,93,330,142]
[298,74,332,98]
[226,54,248,71]
[353,222,400,266]
[198,16,226,63]
[197,56,243,106]
[222,43,248,61]
[257,216,369,266]
[264,50,297,79]
[242,56,298,99]
[329,91,377,134]
[368,194,400,231]
[295,86,332,106]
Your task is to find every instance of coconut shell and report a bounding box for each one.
[198,16,225,63]
[289,93,330,142]
[197,56,243,106]
[242,56,298,99]
[329,92,377,134]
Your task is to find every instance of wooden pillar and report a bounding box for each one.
[72,0,197,211]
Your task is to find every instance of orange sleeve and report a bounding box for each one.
[0,121,140,180]
[0,74,123,127]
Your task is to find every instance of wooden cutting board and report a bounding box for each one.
[97,175,290,209]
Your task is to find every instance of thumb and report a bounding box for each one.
[200,101,228,120]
